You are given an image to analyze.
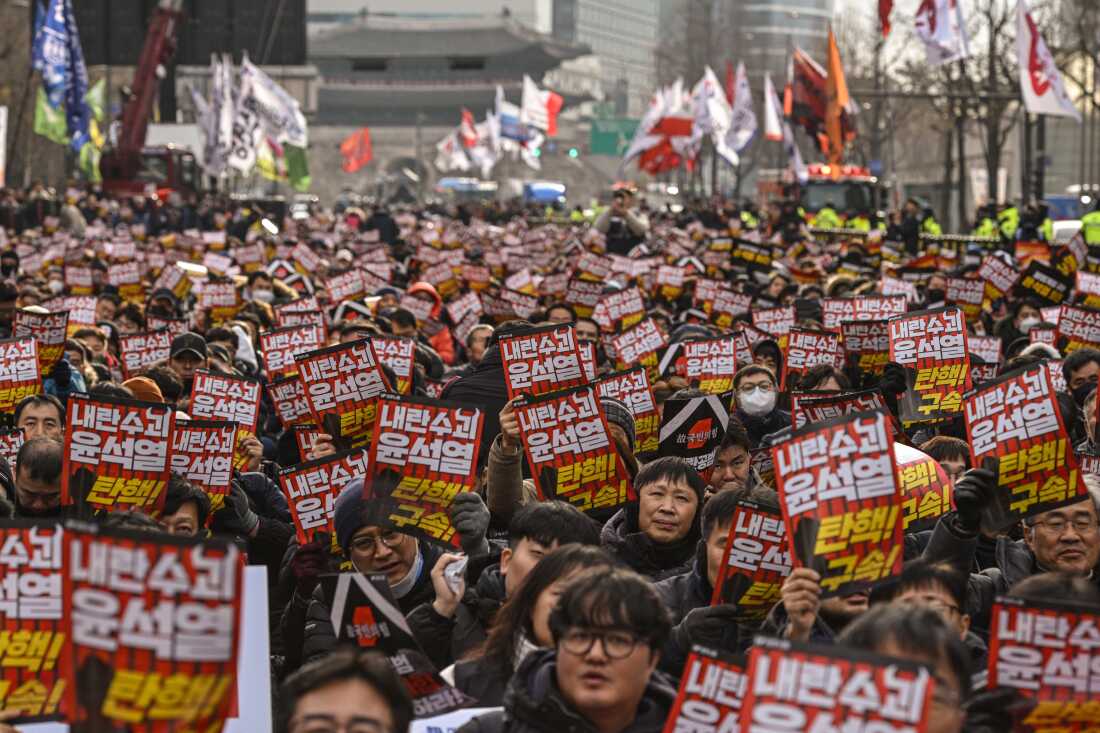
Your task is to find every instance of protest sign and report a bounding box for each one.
[773,409,902,597]
[894,443,954,534]
[945,277,984,321]
[189,370,262,471]
[62,393,175,515]
[371,337,416,395]
[0,338,39,418]
[367,394,483,549]
[170,420,236,512]
[13,310,67,375]
[200,280,240,324]
[594,287,645,332]
[730,238,773,274]
[146,316,189,338]
[41,297,94,337]
[564,278,602,317]
[979,251,1020,299]
[963,363,1086,533]
[514,384,633,513]
[297,339,391,449]
[267,374,312,428]
[611,318,667,380]
[839,320,889,376]
[710,501,791,624]
[1018,261,1072,306]
[1057,304,1100,353]
[118,331,171,380]
[821,296,907,331]
[662,646,746,733]
[751,306,795,337]
[275,310,327,338]
[888,306,971,423]
[0,429,23,471]
[709,288,753,329]
[593,368,660,455]
[292,424,324,458]
[499,324,586,399]
[259,324,325,379]
[968,335,1002,367]
[784,329,843,390]
[279,449,371,552]
[1076,270,1100,308]
[658,395,730,482]
[790,389,888,431]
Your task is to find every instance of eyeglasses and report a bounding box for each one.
[559,628,641,660]
[737,383,775,395]
[348,531,403,555]
[1029,517,1100,535]
[898,597,961,617]
[289,715,391,733]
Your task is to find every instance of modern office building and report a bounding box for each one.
[730,0,836,86]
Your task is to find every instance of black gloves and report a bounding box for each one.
[290,540,329,596]
[879,361,908,396]
[675,605,747,654]
[451,492,490,557]
[212,480,260,537]
[953,467,996,534]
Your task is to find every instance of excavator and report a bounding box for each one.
[98,0,200,197]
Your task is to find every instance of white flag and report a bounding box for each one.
[691,66,737,166]
[726,62,757,153]
[914,0,970,67]
[240,53,308,148]
[783,122,808,185]
[1017,0,1081,122]
[622,85,670,167]
[227,60,262,174]
[434,130,470,172]
[521,130,544,171]
[762,73,783,142]
[214,54,234,174]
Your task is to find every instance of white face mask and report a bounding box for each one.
[1019,316,1040,332]
[253,289,274,303]
[739,387,777,417]
[47,280,65,294]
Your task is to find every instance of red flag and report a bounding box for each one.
[339,127,373,173]
[825,27,850,169]
[879,0,893,36]
[724,60,735,104]
[460,108,478,147]
[544,90,563,137]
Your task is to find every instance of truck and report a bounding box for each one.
[757,164,879,215]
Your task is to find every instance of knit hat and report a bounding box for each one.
[122,376,164,403]
[600,396,636,449]
[333,478,370,552]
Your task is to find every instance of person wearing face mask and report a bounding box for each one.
[1063,347,1100,407]
[246,272,277,305]
[922,272,948,308]
[0,252,18,280]
[732,365,789,449]
[994,299,1044,354]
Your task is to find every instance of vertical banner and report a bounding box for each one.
[13,309,68,375]
[259,324,325,378]
[0,520,64,722]
[278,449,371,552]
[895,443,954,534]
[514,385,634,514]
[499,324,586,399]
[321,572,474,717]
[773,410,902,597]
[267,374,312,428]
[710,500,791,623]
[658,395,730,482]
[0,338,40,418]
[296,339,391,450]
[888,306,971,423]
[118,331,172,379]
[740,637,934,732]
[170,419,237,512]
[371,336,416,395]
[62,393,175,515]
[963,364,1085,533]
[662,646,746,733]
[64,525,244,731]
[367,394,484,550]
[593,368,660,454]
[189,370,262,471]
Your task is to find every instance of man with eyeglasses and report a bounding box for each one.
[731,364,789,448]
[458,567,676,733]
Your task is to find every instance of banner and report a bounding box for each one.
[514,384,633,513]
[321,572,474,718]
[267,374,312,428]
[64,524,244,731]
[189,370,262,471]
[658,394,730,481]
[260,324,325,378]
[0,520,64,722]
[297,339,391,450]
[13,309,67,375]
[741,636,933,732]
[710,500,791,624]
[773,409,902,597]
[784,329,842,390]
[0,338,40,417]
[170,419,236,512]
[821,296,906,331]
[611,318,668,379]
[367,394,484,549]
[118,330,171,380]
[888,306,971,423]
[498,324,586,399]
[62,393,175,515]
[663,646,746,733]
[279,449,371,552]
[790,389,888,431]
[963,363,1085,533]
[1057,304,1100,353]
[593,368,661,454]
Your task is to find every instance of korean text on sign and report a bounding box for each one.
[499,323,586,399]
[297,339,391,449]
[711,501,791,623]
[889,306,971,422]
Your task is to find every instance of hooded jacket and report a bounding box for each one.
[407,281,456,365]
[456,649,676,733]
[600,505,699,581]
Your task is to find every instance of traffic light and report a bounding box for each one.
[568,147,579,158]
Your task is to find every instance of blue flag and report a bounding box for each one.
[31,0,90,152]
[62,0,90,151]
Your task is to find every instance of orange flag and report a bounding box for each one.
[340,128,373,173]
[824,27,850,172]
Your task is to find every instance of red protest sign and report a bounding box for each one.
[773,409,902,597]
[170,419,236,512]
[275,309,328,340]
[514,384,634,514]
[189,370,262,471]
[710,500,791,623]
[946,277,985,320]
[594,287,645,332]
[267,374,312,428]
[279,448,371,549]
[0,337,40,416]
[0,429,23,470]
[1057,304,1100,353]
[710,288,753,329]
[119,331,171,379]
[260,324,326,378]
[370,336,415,395]
[593,368,661,454]
[888,306,971,423]
[564,277,603,318]
[751,306,795,337]
[499,323,586,399]
[0,520,64,722]
[42,296,94,336]
[968,335,1002,367]
[784,329,843,390]
[13,309,67,374]
[979,251,1020,299]
[663,338,738,395]
[62,393,175,515]
[790,389,888,431]
[963,363,1085,533]
[199,280,240,324]
[64,525,244,732]
[297,339,391,449]
[821,296,907,331]
[324,269,365,303]
[663,646,746,733]
[741,637,934,733]
[146,315,189,338]
[611,318,667,380]
[292,424,324,457]
[367,394,484,549]
[895,442,954,534]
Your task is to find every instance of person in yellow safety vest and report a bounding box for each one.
[740,209,759,230]
[998,204,1020,241]
[1082,202,1100,245]
[813,202,842,229]
[1039,205,1053,243]
[921,207,942,236]
[569,206,586,223]
[847,209,871,232]
[972,205,998,238]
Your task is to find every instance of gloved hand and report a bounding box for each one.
[450,492,490,557]
[879,362,908,396]
[50,357,72,390]
[290,540,329,597]
[962,686,1030,733]
[675,605,745,652]
[953,467,995,533]
[212,480,260,537]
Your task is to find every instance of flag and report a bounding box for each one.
[783,122,808,185]
[521,75,563,137]
[763,73,784,142]
[724,60,735,104]
[496,85,529,142]
[33,86,68,144]
[915,0,970,67]
[340,127,373,173]
[879,0,893,36]
[726,61,757,153]
[825,28,850,168]
[467,116,499,178]
[790,46,855,155]
[240,53,308,148]
[691,66,737,166]
[459,108,478,147]
[622,79,694,174]
[32,0,92,155]
[434,130,470,172]
[1017,0,1082,122]
[286,144,311,192]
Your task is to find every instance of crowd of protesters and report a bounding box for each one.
[0,180,1097,733]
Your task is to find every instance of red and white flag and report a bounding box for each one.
[1017,0,1081,122]
[914,0,970,67]
[691,65,737,166]
[726,61,757,154]
[879,0,893,36]
[521,75,563,137]
[459,108,479,147]
[762,73,784,142]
